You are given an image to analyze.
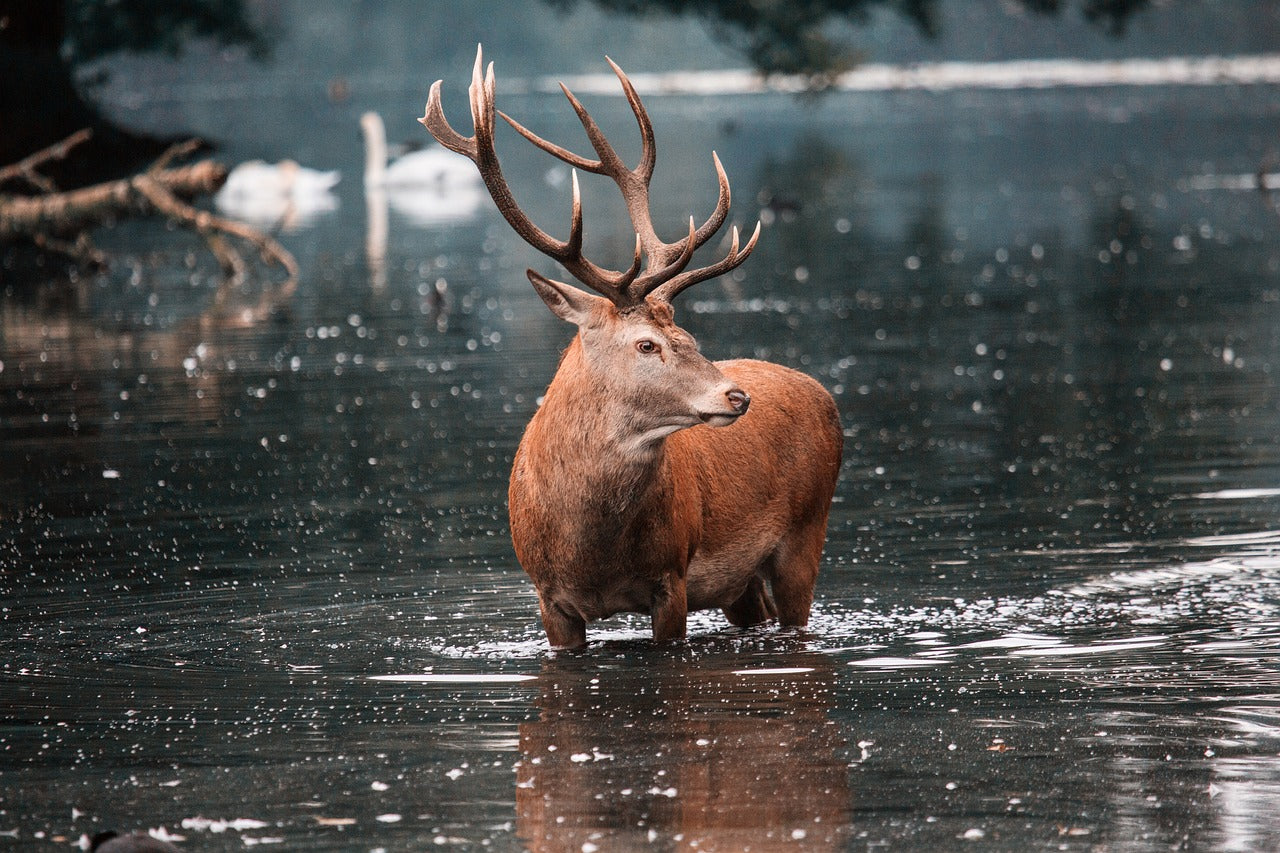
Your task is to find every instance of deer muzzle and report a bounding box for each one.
[699,386,750,428]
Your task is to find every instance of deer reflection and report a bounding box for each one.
[516,651,850,851]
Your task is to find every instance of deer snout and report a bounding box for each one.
[697,384,750,428]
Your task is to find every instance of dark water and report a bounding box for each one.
[6,7,1280,850]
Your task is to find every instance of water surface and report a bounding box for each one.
[5,9,1280,850]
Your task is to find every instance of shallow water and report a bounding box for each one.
[6,6,1280,850]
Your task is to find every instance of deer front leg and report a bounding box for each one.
[651,574,689,642]
[539,597,587,649]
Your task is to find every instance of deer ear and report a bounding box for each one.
[527,269,608,325]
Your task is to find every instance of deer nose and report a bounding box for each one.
[726,389,751,415]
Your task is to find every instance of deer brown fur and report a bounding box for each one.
[422,47,842,648]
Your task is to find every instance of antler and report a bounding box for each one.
[420,45,760,307]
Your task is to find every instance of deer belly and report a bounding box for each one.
[685,538,774,611]
[546,571,664,622]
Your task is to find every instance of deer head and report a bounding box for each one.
[420,46,760,434]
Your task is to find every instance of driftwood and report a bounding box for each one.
[0,131,298,291]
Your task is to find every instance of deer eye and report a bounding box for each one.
[635,339,660,355]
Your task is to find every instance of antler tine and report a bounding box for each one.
[605,57,656,182]
[649,221,762,304]
[611,233,644,290]
[420,45,631,304]
[497,76,635,179]
[500,110,603,174]
[499,64,669,270]
[468,48,489,143]
[560,83,630,175]
[421,46,563,257]
[630,217,698,297]
[421,48,761,308]
[421,79,474,157]
[566,170,584,257]
[692,151,732,249]
[629,152,733,301]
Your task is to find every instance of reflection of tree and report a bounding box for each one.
[550,0,1153,77]
[750,135,868,298]
[549,0,937,77]
[0,267,296,519]
[0,0,268,176]
[736,123,1266,566]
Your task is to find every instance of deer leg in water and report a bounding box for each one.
[722,575,777,627]
[766,519,827,627]
[539,598,587,649]
[651,576,689,642]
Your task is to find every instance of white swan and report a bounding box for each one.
[360,111,484,226]
[214,159,340,232]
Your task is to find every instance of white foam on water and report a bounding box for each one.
[731,667,815,676]
[1063,555,1279,596]
[1186,530,1280,548]
[369,673,536,684]
[181,817,270,833]
[849,656,946,669]
[956,633,1063,650]
[1010,637,1168,658]
[1195,488,1280,499]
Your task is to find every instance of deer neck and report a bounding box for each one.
[521,336,672,516]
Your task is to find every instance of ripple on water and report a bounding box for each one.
[809,544,1280,685]
[428,544,1280,682]
[134,533,1279,701]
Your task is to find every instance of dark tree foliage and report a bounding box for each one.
[0,0,268,175]
[1017,0,1154,35]
[545,0,941,76]
[0,0,267,62]
[61,0,269,63]
[549,0,1153,76]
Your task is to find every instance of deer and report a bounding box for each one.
[421,46,842,648]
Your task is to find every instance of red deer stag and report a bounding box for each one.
[421,47,842,648]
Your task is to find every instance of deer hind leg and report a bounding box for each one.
[766,518,829,627]
[539,598,587,649]
[722,574,777,627]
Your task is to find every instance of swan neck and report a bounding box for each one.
[362,114,387,188]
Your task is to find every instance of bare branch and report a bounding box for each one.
[0,128,94,193]
[1,157,297,293]
[31,232,107,268]
[147,138,204,174]
[0,161,225,238]
[133,174,298,288]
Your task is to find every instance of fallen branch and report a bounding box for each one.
[31,232,108,268]
[0,128,93,193]
[133,170,298,293]
[0,160,226,237]
[0,133,298,292]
